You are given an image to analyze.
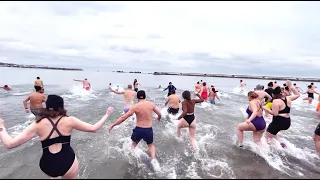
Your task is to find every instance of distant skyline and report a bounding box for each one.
[1,2,320,77]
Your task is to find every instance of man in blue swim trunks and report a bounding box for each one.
[108,90,162,161]
[109,84,136,113]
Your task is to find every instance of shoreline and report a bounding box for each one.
[0,62,83,71]
[152,72,320,82]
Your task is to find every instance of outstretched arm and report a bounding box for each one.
[71,107,113,132]
[163,86,168,91]
[109,107,135,129]
[153,106,162,121]
[73,79,82,82]
[0,120,37,149]
[109,86,124,94]
[194,93,204,103]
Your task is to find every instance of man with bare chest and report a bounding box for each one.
[23,86,46,120]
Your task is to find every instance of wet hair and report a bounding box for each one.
[273,86,282,99]
[311,83,314,85]
[248,91,259,99]
[203,82,206,86]
[34,86,42,92]
[268,82,273,87]
[4,85,8,88]
[127,84,132,89]
[133,79,137,86]
[170,89,175,94]
[308,85,312,89]
[38,95,67,122]
[137,90,146,99]
[37,77,40,79]
[182,90,191,101]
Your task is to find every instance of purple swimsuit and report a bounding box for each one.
[246,104,266,131]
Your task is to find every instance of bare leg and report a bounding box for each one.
[147,143,156,159]
[189,119,197,150]
[314,135,320,157]
[62,156,79,179]
[177,118,189,137]
[237,122,256,146]
[253,130,264,146]
[131,141,137,150]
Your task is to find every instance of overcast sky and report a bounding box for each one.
[0,1,320,77]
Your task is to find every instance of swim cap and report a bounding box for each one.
[255,84,263,90]
[46,95,64,111]
[137,90,146,99]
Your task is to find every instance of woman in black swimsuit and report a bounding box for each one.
[0,95,114,179]
[303,85,319,104]
[263,80,300,147]
[176,91,204,150]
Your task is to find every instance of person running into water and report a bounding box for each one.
[254,84,272,104]
[109,84,136,113]
[108,90,162,163]
[237,91,266,147]
[264,82,274,117]
[239,80,246,88]
[0,95,114,178]
[208,87,220,104]
[0,85,12,91]
[293,83,303,93]
[314,122,320,156]
[303,85,319,104]
[73,78,91,90]
[200,82,209,102]
[165,89,181,115]
[311,83,317,90]
[133,79,141,92]
[163,82,177,97]
[263,80,300,147]
[23,86,46,121]
[317,95,320,117]
[34,77,44,88]
[175,91,204,150]
[194,81,201,95]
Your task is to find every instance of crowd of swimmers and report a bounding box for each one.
[0,77,320,179]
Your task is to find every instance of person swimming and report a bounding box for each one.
[0,95,114,178]
[263,80,300,147]
[175,91,204,150]
[0,85,12,91]
[237,91,266,147]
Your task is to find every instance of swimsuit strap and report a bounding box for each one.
[46,116,64,139]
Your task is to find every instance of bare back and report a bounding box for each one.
[82,80,90,87]
[254,90,270,102]
[29,92,46,109]
[133,100,156,128]
[209,91,216,98]
[167,94,180,109]
[123,90,136,105]
[34,79,43,87]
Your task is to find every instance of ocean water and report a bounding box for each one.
[0,67,319,179]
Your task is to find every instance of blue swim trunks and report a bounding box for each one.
[123,105,131,113]
[131,127,153,144]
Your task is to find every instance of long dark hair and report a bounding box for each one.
[182,90,191,101]
[37,108,67,123]
[273,86,282,99]
[133,79,137,86]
